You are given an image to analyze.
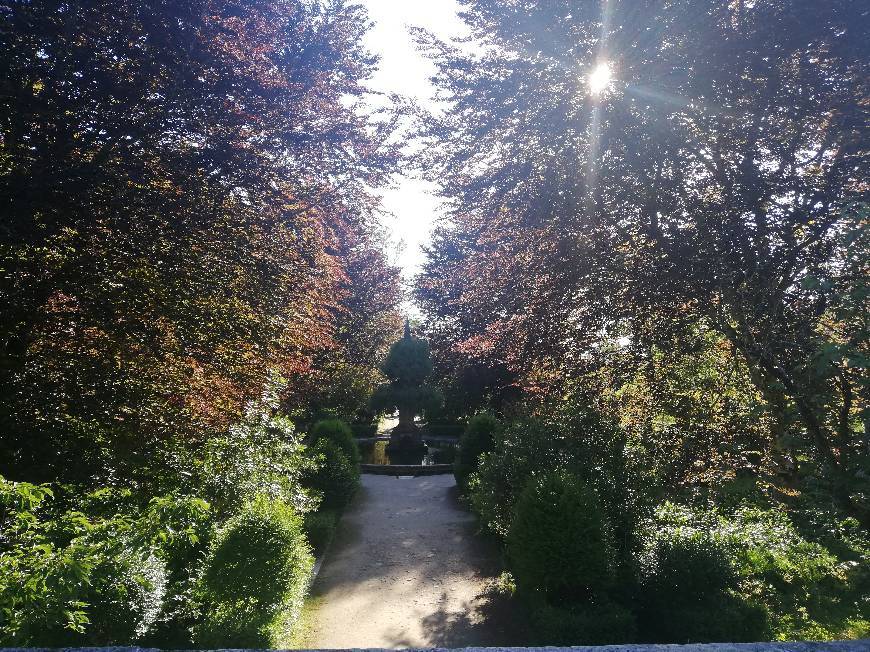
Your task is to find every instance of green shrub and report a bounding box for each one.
[638,532,770,642]
[454,413,499,491]
[0,479,212,647]
[431,443,457,464]
[649,502,869,640]
[470,404,647,558]
[530,599,636,645]
[194,497,313,648]
[201,409,313,516]
[303,510,338,555]
[470,416,555,538]
[350,422,378,438]
[507,471,614,602]
[304,439,360,511]
[310,418,360,465]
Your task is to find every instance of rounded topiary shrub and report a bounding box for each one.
[639,534,770,642]
[310,418,359,465]
[507,471,614,602]
[454,412,500,491]
[304,438,360,511]
[194,497,313,648]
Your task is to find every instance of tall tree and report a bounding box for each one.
[0,0,403,487]
[416,1,868,515]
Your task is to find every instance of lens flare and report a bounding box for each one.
[588,62,612,95]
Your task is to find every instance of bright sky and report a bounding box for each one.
[358,0,468,297]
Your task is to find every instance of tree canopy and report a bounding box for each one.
[0,0,403,488]
[415,0,868,518]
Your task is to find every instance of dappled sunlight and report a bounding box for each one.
[306,475,510,648]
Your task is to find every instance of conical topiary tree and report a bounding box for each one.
[370,321,442,435]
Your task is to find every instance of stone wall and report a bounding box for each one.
[3,642,869,652]
[360,462,453,475]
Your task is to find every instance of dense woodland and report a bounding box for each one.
[1,0,868,647]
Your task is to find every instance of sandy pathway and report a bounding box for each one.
[306,474,514,649]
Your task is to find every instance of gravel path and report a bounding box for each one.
[306,474,517,649]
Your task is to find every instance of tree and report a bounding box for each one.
[282,224,404,425]
[370,322,442,434]
[415,1,868,518]
[0,0,404,488]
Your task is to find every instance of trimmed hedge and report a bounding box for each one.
[310,418,360,465]
[453,413,499,491]
[303,510,338,555]
[304,439,360,511]
[507,471,614,602]
[194,497,313,648]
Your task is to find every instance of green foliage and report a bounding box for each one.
[469,403,648,572]
[201,385,316,517]
[310,418,360,466]
[507,472,614,602]
[422,422,465,438]
[638,533,770,642]
[0,477,209,646]
[304,439,360,512]
[454,413,499,492]
[370,383,443,418]
[529,599,636,646]
[370,329,443,419]
[647,503,869,640]
[381,335,434,386]
[430,444,457,464]
[350,422,378,438]
[303,510,338,556]
[194,497,313,648]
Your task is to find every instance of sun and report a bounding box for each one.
[588,61,613,95]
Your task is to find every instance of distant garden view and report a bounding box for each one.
[0,0,867,648]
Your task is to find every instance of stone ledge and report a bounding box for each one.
[3,643,869,652]
[360,463,453,475]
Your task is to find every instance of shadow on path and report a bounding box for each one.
[306,474,527,649]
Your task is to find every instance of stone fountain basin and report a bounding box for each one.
[356,436,457,473]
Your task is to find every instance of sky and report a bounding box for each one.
[357,0,469,294]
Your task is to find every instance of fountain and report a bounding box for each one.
[369,320,444,467]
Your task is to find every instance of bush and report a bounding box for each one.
[431,443,457,464]
[304,439,360,511]
[303,510,338,555]
[470,416,556,538]
[470,403,647,555]
[350,422,378,438]
[530,599,636,645]
[638,532,770,642]
[648,502,869,640]
[0,479,212,647]
[507,471,614,602]
[200,407,314,516]
[194,497,313,648]
[454,413,499,491]
[310,418,360,465]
